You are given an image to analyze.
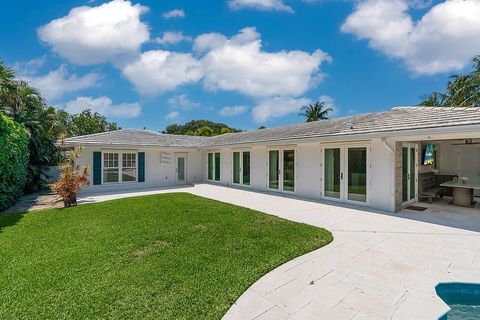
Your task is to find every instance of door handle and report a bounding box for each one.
[340,172,343,180]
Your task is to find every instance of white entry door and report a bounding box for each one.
[323,145,370,205]
[175,154,187,185]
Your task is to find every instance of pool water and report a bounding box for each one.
[436,283,480,320]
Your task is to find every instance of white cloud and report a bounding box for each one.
[219,105,248,117]
[167,94,200,110]
[13,56,47,76]
[24,65,101,101]
[197,27,331,98]
[228,0,294,12]
[64,96,141,118]
[252,96,310,123]
[155,31,192,46]
[341,0,480,75]
[37,0,149,65]
[122,50,203,95]
[162,9,185,19]
[165,111,180,120]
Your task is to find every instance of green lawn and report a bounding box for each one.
[0,193,332,320]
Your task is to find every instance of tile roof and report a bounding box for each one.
[64,107,480,148]
[63,129,208,148]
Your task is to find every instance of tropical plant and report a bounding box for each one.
[299,101,333,122]
[0,112,29,211]
[420,55,480,107]
[51,142,89,207]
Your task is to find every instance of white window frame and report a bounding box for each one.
[232,149,251,187]
[207,151,221,182]
[102,151,138,184]
[266,146,297,193]
[320,142,371,206]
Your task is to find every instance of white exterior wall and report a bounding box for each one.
[76,146,203,195]
[369,139,396,212]
[202,140,396,212]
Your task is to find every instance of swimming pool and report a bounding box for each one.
[435,283,480,320]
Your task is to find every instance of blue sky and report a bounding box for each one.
[1,0,479,131]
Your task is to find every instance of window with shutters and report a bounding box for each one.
[103,152,137,183]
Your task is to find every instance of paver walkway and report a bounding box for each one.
[78,184,480,320]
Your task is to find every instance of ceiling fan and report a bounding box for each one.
[452,138,480,145]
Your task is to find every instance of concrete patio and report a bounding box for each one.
[78,184,480,320]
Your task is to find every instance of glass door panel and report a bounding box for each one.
[269,150,279,189]
[176,156,186,184]
[324,148,341,198]
[347,147,367,202]
[402,147,408,202]
[242,152,250,185]
[208,153,213,180]
[214,153,220,181]
[410,147,416,200]
[233,152,240,184]
[283,150,295,192]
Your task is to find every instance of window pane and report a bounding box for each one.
[122,168,136,182]
[242,152,250,186]
[269,150,279,189]
[104,168,119,183]
[283,150,295,192]
[325,148,341,198]
[214,153,221,181]
[208,153,213,180]
[348,147,367,202]
[233,152,240,184]
[177,157,185,181]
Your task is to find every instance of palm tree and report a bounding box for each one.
[299,101,333,122]
[420,55,480,108]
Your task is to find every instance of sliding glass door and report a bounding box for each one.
[232,151,250,186]
[268,148,295,192]
[323,145,369,204]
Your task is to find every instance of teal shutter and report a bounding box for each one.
[93,152,102,185]
[138,152,145,182]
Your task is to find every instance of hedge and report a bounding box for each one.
[0,113,29,211]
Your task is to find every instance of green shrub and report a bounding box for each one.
[0,113,29,211]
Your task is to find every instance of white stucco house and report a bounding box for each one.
[64,107,480,213]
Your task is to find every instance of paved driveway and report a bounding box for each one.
[79,184,480,320]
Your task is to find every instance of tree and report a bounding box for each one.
[58,109,120,137]
[420,55,480,108]
[195,126,215,136]
[299,101,333,122]
[163,119,240,136]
